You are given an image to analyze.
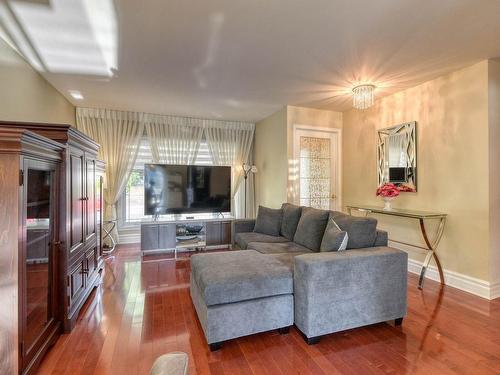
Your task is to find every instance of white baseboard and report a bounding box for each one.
[118,232,140,244]
[490,281,500,300]
[389,240,499,300]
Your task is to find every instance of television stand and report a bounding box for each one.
[140,215,234,259]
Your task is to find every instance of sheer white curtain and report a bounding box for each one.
[76,108,145,243]
[204,120,255,218]
[145,114,204,164]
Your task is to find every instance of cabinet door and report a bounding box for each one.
[159,224,176,249]
[85,157,96,241]
[206,222,221,246]
[69,151,84,253]
[22,162,60,371]
[68,259,86,305]
[141,225,159,250]
[86,247,98,277]
[221,222,232,245]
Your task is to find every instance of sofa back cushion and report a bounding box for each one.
[280,203,303,240]
[253,206,283,236]
[329,211,378,249]
[293,207,329,251]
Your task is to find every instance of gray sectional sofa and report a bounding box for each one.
[190,204,407,350]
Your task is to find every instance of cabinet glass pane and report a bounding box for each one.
[25,169,53,349]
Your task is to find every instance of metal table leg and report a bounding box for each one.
[418,217,446,289]
[347,206,447,290]
[103,220,117,255]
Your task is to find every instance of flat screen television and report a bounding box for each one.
[144,164,231,215]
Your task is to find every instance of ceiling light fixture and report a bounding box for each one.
[352,84,375,110]
[69,90,84,100]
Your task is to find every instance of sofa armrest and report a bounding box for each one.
[232,219,255,234]
[293,247,407,338]
[374,229,388,247]
[231,219,256,246]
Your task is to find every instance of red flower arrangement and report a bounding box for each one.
[397,183,416,193]
[376,183,400,198]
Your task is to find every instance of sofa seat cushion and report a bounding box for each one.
[293,207,330,251]
[190,250,293,306]
[329,211,378,249]
[247,241,313,255]
[269,252,308,271]
[235,232,289,249]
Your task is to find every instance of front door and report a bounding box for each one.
[293,127,340,211]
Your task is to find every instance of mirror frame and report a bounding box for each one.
[377,121,417,192]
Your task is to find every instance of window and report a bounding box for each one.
[120,138,213,224]
[124,169,145,222]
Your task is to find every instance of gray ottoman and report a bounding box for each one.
[190,250,294,351]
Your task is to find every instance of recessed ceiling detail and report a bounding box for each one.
[1,0,500,121]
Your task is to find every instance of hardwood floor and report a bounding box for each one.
[37,244,500,375]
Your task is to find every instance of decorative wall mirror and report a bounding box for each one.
[377,121,417,192]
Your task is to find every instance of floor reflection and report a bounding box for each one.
[37,245,500,375]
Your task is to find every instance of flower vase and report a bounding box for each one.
[383,197,394,211]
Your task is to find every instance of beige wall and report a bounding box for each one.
[489,59,500,284]
[254,105,343,210]
[286,106,343,202]
[286,105,343,161]
[0,38,75,125]
[254,107,288,209]
[343,61,491,281]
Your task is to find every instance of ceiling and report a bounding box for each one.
[2,0,500,122]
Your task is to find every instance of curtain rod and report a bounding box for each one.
[76,106,255,127]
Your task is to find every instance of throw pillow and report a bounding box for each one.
[253,206,283,236]
[329,211,378,249]
[280,203,302,240]
[293,207,329,251]
[320,218,348,252]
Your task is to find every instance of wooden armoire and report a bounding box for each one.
[0,122,104,374]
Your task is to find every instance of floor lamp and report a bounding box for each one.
[242,163,258,218]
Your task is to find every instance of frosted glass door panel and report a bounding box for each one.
[299,136,331,210]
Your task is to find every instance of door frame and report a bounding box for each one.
[292,124,342,211]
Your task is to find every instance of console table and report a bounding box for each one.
[346,205,447,289]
